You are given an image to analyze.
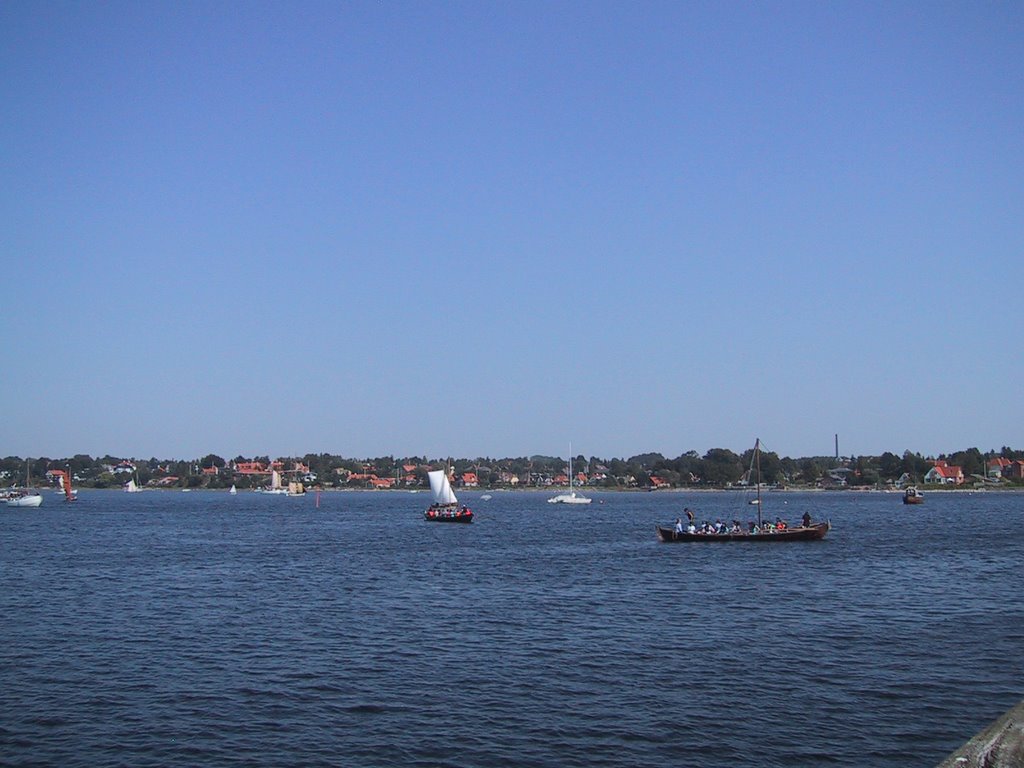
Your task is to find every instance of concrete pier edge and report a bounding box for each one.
[936,699,1024,767]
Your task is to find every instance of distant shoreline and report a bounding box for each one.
[63,485,1024,494]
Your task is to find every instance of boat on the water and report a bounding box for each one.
[657,438,830,543]
[548,446,591,505]
[257,469,289,494]
[903,486,924,505]
[51,469,77,502]
[424,469,473,523]
[5,490,43,508]
[123,473,143,493]
[657,520,830,542]
[5,460,43,507]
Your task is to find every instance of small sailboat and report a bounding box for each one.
[258,469,289,494]
[548,448,591,504]
[52,469,77,502]
[123,476,142,493]
[229,484,237,495]
[424,469,473,523]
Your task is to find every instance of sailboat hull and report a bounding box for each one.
[6,493,43,508]
[656,522,830,543]
[424,508,473,523]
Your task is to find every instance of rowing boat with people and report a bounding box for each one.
[656,438,830,543]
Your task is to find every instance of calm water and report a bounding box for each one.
[1,489,1021,767]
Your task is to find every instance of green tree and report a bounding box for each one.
[201,454,226,469]
[702,448,742,486]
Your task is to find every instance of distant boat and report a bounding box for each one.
[903,486,924,505]
[258,469,289,494]
[229,484,237,495]
[6,460,43,507]
[52,468,77,502]
[548,446,591,505]
[424,469,473,523]
[5,491,43,508]
[657,439,830,543]
[123,477,142,493]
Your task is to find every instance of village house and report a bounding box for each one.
[234,461,269,475]
[989,458,1012,479]
[459,472,478,488]
[924,460,965,485]
[1003,460,1024,480]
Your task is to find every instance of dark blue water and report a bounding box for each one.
[2,489,1021,767]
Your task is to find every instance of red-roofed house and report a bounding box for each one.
[459,472,478,488]
[925,462,964,485]
[235,461,269,475]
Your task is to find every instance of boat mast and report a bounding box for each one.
[755,439,762,528]
[568,443,572,495]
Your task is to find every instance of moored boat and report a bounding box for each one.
[6,460,44,507]
[548,445,591,504]
[5,490,43,508]
[424,469,473,523]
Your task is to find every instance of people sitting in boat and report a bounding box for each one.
[674,518,684,533]
[802,512,812,528]
[714,519,725,533]
[730,520,742,533]
[700,521,712,534]
[775,517,787,531]
[686,523,696,534]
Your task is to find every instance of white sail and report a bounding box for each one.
[271,470,282,489]
[124,478,140,493]
[427,470,458,506]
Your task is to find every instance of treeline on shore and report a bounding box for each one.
[4,445,1024,490]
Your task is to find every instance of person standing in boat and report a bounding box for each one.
[685,507,695,526]
[802,511,812,528]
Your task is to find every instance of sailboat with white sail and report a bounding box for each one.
[258,469,289,494]
[548,448,591,505]
[424,469,473,523]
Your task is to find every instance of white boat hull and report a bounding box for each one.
[6,493,43,508]
[547,492,591,505]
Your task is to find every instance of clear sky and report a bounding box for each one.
[2,1,1021,462]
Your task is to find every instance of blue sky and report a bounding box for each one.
[2,1,1021,462]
